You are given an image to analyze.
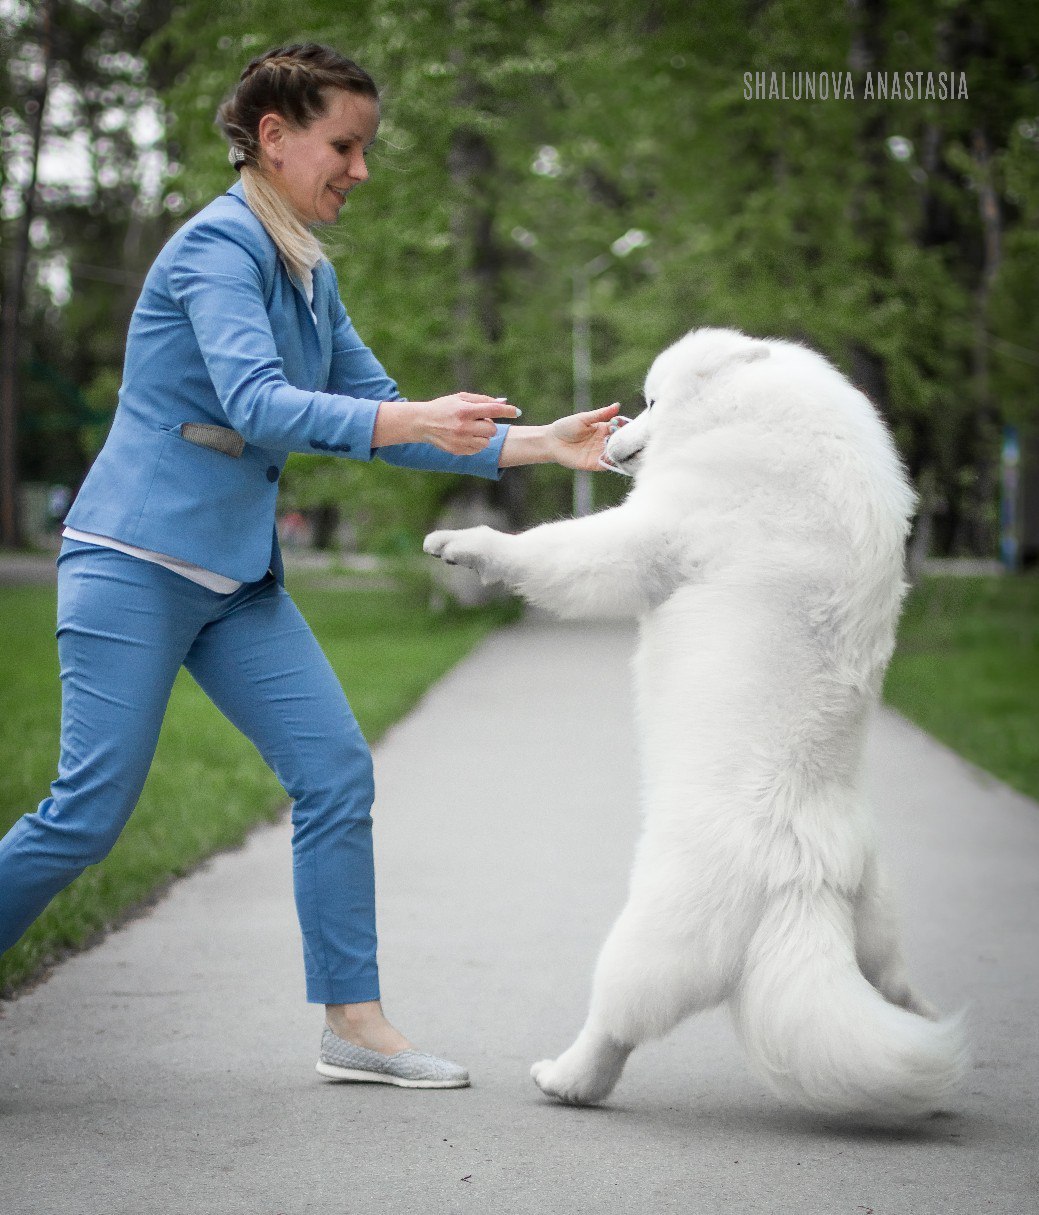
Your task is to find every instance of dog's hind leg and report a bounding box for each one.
[854,849,937,1019]
[531,892,735,1106]
[529,1023,633,1107]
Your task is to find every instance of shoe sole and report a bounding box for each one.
[316,1060,470,1089]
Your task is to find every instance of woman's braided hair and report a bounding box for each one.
[215,44,379,282]
[217,43,379,171]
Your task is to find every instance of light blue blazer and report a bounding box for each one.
[65,179,507,583]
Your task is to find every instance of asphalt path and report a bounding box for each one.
[1,613,1036,1214]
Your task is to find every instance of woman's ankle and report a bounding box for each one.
[326,998,382,1027]
[325,1000,413,1055]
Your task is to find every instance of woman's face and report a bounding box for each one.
[259,88,380,226]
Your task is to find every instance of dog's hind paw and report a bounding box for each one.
[532,1057,588,1105]
[530,1053,618,1107]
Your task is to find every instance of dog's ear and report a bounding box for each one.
[696,342,770,380]
[648,330,771,402]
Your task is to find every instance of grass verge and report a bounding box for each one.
[0,575,517,996]
[884,574,1039,802]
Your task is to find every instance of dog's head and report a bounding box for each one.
[603,328,770,477]
[601,327,916,560]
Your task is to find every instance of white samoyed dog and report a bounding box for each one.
[424,327,965,1119]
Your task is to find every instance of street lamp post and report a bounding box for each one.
[570,229,650,516]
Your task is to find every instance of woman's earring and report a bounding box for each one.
[273,157,283,171]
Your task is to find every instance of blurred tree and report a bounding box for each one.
[1,0,54,544]
[8,0,1036,556]
[567,0,1039,557]
[1,0,182,545]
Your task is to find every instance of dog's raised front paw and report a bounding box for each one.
[422,526,499,577]
[423,528,459,562]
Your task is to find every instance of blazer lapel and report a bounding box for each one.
[312,261,332,371]
[284,260,329,385]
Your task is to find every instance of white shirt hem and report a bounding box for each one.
[62,528,244,595]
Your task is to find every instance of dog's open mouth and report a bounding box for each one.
[597,417,646,473]
[599,444,644,476]
[598,414,643,475]
[598,451,637,475]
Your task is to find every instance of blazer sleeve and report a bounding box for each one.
[326,287,506,481]
[167,220,381,458]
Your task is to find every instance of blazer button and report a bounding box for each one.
[266,465,279,482]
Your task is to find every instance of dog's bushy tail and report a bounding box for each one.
[732,888,966,1120]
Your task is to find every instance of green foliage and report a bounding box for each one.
[0,577,514,996]
[2,0,180,487]
[12,0,1039,548]
[279,451,468,553]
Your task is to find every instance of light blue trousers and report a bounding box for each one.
[0,539,380,1004]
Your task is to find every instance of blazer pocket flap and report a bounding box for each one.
[179,422,245,458]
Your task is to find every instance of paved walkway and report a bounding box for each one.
[0,551,59,585]
[1,615,1037,1214]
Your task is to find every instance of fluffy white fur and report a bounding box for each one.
[424,327,966,1120]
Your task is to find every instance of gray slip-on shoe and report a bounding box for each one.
[316,1026,470,1089]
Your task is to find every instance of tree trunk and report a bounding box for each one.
[966,125,1002,557]
[845,0,893,419]
[446,5,527,525]
[906,463,937,582]
[311,503,340,551]
[0,0,55,547]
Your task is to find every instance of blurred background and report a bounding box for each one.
[2,0,1037,562]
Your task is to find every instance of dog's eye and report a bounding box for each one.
[638,392,654,412]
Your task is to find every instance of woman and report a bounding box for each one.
[0,44,618,1089]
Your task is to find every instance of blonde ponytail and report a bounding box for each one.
[238,164,324,283]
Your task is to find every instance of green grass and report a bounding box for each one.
[884,574,1039,801]
[0,576,516,996]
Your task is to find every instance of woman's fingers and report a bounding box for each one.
[418,393,521,454]
[455,397,522,421]
[582,401,622,422]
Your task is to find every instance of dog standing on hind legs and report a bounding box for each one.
[424,327,966,1120]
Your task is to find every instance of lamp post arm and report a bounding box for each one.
[570,265,602,516]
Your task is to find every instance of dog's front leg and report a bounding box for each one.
[424,508,669,619]
[422,524,511,583]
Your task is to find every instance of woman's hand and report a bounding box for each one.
[547,402,622,470]
[373,394,520,455]
[498,402,623,469]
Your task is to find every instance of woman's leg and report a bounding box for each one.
[0,545,203,952]
[183,577,404,1047]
